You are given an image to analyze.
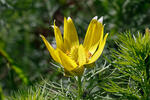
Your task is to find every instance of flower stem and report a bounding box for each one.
[77,76,82,100]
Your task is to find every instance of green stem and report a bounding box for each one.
[0,85,4,100]
[77,76,82,100]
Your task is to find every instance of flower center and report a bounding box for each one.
[66,46,79,64]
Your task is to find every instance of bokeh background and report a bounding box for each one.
[0,0,150,97]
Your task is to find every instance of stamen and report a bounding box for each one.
[66,50,70,55]
[88,52,92,59]
[86,51,93,62]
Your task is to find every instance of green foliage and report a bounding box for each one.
[103,30,150,100]
[0,0,55,93]
[8,80,75,100]
[93,0,150,33]
[0,85,4,100]
[8,62,111,100]
[8,85,50,100]
[0,48,28,85]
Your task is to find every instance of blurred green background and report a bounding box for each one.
[0,0,150,97]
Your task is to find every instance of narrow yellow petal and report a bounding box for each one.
[63,17,69,51]
[54,21,64,51]
[83,17,103,54]
[83,18,97,50]
[88,33,108,64]
[40,35,61,63]
[70,46,78,62]
[88,22,104,54]
[57,49,77,71]
[64,17,79,51]
[78,45,86,66]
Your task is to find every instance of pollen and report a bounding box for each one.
[86,51,92,62]
[69,46,79,63]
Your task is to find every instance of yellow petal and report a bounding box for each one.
[70,46,78,62]
[88,33,108,64]
[40,35,61,63]
[78,45,86,66]
[83,17,103,54]
[89,22,104,54]
[83,18,97,50]
[53,21,64,51]
[64,17,79,51]
[57,49,77,71]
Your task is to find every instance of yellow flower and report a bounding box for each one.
[40,16,108,76]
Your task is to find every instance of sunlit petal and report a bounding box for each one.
[53,21,64,51]
[98,16,103,24]
[88,33,108,64]
[78,45,86,66]
[64,17,79,51]
[58,49,77,71]
[89,21,104,54]
[40,35,61,63]
[83,17,103,54]
[70,46,78,62]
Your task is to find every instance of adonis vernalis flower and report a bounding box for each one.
[40,16,108,76]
